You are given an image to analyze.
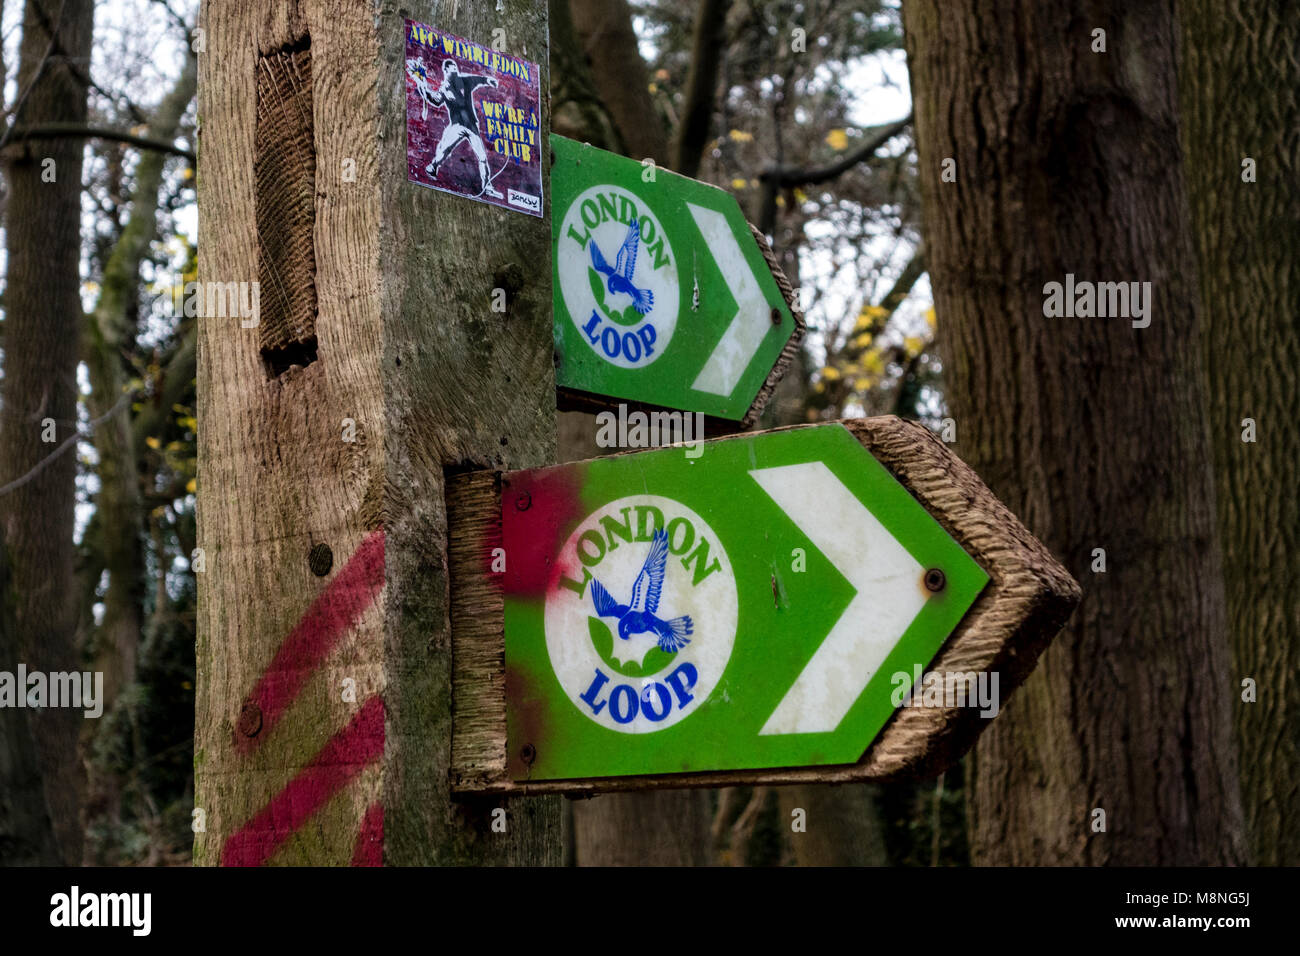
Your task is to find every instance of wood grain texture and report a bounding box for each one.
[256,40,319,368]
[196,0,385,866]
[376,0,561,865]
[447,415,1081,795]
[744,222,807,427]
[197,0,560,865]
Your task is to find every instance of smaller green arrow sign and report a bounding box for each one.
[551,134,802,423]
[500,422,989,781]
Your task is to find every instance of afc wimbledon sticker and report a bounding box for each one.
[404,19,543,217]
[544,496,738,732]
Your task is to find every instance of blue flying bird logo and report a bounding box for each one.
[590,529,693,653]
[590,220,655,315]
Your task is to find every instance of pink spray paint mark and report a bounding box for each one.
[502,464,586,598]
[350,801,384,866]
[221,696,385,867]
[236,529,385,754]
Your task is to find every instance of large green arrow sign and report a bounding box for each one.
[550,134,803,424]
[444,418,1081,792]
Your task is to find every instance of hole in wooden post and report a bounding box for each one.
[256,35,318,377]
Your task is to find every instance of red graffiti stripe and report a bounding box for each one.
[236,529,385,753]
[222,695,385,867]
[351,801,384,866]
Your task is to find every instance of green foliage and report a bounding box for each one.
[82,577,196,866]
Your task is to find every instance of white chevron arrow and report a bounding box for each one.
[750,460,927,735]
[687,202,773,397]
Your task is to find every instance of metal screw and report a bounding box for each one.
[521,743,537,765]
[771,306,783,325]
[237,700,263,738]
[308,543,333,577]
[515,491,531,511]
[924,568,946,592]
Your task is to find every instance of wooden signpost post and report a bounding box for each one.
[196,3,562,866]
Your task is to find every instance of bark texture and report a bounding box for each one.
[549,0,620,151]
[777,784,888,866]
[1179,0,1300,866]
[0,537,61,864]
[903,0,1246,864]
[0,0,95,865]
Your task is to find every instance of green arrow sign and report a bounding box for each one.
[550,134,803,424]
[446,418,1080,793]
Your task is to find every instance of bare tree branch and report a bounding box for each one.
[764,113,912,187]
[757,113,912,233]
[0,390,134,498]
[5,122,194,161]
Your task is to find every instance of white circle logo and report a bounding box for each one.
[557,186,680,369]
[545,495,737,733]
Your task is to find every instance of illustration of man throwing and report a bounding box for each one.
[406,58,503,199]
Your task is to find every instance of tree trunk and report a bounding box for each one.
[0,0,95,865]
[670,0,730,178]
[568,0,669,165]
[903,0,1246,864]
[0,537,61,864]
[1178,0,1300,866]
[777,784,887,866]
[572,789,715,866]
[549,0,620,151]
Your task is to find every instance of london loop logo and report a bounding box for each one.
[558,187,680,370]
[544,496,737,732]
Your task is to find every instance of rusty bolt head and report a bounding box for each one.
[308,543,333,577]
[521,743,537,765]
[924,568,947,593]
[237,700,263,738]
[771,306,783,325]
[515,491,532,511]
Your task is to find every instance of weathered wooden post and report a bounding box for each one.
[195,1,560,865]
